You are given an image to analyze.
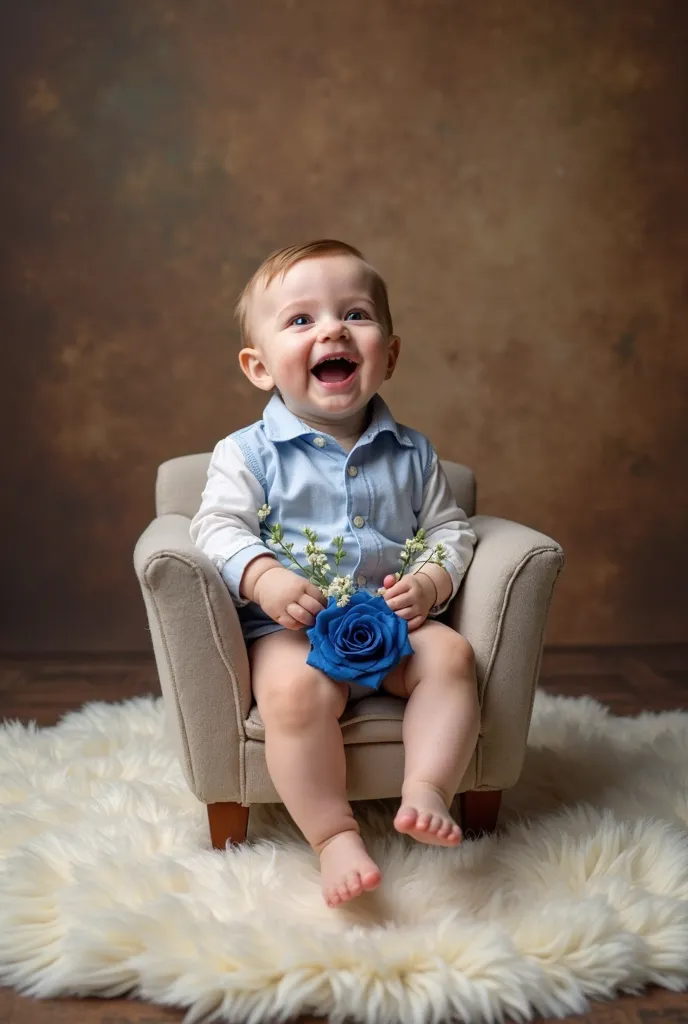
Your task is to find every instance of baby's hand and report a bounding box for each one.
[381,572,436,633]
[253,566,326,631]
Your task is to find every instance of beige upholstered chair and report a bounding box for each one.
[134,455,564,849]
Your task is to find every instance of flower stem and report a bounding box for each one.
[272,539,327,585]
[410,551,440,575]
[398,547,445,580]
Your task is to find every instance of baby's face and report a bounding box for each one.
[239,254,399,425]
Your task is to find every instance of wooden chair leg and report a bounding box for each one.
[207,801,250,849]
[460,789,502,838]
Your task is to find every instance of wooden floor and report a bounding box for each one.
[0,645,686,1024]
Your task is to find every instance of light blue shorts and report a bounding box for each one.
[346,681,378,702]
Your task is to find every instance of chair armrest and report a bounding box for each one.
[448,515,564,790]
[134,514,251,804]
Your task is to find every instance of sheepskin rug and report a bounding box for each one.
[1,689,687,1024]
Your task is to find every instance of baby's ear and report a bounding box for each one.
[238,347,275,391]
[385,335,401,380]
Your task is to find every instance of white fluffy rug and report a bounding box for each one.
[1,690,687,1024]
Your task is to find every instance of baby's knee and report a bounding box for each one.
[256,667,342,730]
[443,631,476,678]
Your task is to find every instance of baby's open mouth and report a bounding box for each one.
[311,357,358,384]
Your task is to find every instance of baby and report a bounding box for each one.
[191,239,480,908]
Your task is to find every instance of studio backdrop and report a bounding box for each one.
[1,1,686,651]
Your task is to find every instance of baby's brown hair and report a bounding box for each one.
[235,239,394,344]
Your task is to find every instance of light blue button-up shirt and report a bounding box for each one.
[190,394,477,641]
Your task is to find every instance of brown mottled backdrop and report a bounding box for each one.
[1,1,687,652]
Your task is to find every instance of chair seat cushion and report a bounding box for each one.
[244,693,407,744]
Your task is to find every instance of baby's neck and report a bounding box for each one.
[296,405,371,453]
[326,429,361,453]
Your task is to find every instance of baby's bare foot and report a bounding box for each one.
[318,829,381,908]
[394,782,463,846]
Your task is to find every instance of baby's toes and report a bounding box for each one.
[427,814,446,836]
[361,866,382,891]
[326,887,342,908]
[394,806,418,831]
[442,821,462,844]
[415,810,432,832]
[331,874,360,906]
[344,872,363,899]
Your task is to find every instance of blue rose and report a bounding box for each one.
[306,590,414,691]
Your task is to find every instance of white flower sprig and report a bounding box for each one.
[257,508,446,607]
[393,529,447,582]
[259,515,354,606]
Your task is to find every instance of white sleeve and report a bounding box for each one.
[411,452,477,613]
[189,437,274,604]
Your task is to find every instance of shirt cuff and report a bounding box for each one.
[219,543,275,605]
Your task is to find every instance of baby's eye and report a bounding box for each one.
[289,314,312,327]
[345,310,369,321]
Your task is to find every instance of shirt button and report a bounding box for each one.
[347,465,358,477]
[356,574,367,586]
[313,436,326,448]
[353,515,365,528]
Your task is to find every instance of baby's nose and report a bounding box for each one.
[318,317,347,341]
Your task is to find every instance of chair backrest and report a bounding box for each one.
[156,453,476,519]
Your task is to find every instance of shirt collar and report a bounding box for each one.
[361,395,415,448]
[262,393,414,448]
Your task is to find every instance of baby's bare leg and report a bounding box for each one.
[383,621,480,845]
[250,630,381,906]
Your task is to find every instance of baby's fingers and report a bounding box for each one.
[305,583,327,606]
[384,592,415,612]
[392,604,421,621]
[277,609,308,630]
[299,593,325,618]
[407,614,426,632]
[286,602,316,628]
[382,578,411,600]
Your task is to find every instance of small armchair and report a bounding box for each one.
[134,455,564,849]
